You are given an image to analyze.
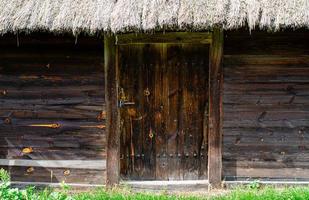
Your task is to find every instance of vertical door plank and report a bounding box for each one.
[132,45,145,179]
[199,45,209,179]
[177,48,186,180]
[104,35,121,186]
[119,45,135,179]
[182,45,194,180]
[208,28,224,188]
[167,45,181,180]
[143,44,156,179]
[183,45,201,180]
[137,44,155,179]
[155,44,169,180]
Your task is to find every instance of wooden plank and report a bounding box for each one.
[208,28,224,189]
[224,55,309,65]
[11,181,104,188]
[138,44,156,179]
[104,35,121,186]
[224,167,309,179]
[9,166,105,184]
[117,32,212,45]
[155,43,169,180]
[0,159,106,169]
[224,30,309,55]
[167,44,181,180]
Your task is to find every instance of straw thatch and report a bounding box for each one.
[0,0,308,35]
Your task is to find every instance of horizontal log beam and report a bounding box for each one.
[0,159,106,170]
[116,32,212,45]
[11,181,105,188]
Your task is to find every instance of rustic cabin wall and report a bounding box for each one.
[0,33,106,185]
[223,30,309,180]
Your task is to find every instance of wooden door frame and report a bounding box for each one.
[104,29,224,188]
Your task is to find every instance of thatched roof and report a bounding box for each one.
[0,0,308,35]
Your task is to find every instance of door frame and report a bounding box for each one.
[104,29,224,188]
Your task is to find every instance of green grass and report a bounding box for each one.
[2,169,309,200]
[3,186,309,200]
[3,184,309,200]
[212,187,309,200]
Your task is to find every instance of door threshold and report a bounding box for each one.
[121,180,209,192]
[123,180,209,185]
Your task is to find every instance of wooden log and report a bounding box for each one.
[8,166,105,184]
[117,32,212,45]
[208,28,224,189]
[104,35,121,186]
[0,159,106,169]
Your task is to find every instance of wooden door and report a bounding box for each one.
[119,44,209,180]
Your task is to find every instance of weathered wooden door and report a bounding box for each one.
[119,44,209,180]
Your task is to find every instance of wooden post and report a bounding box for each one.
[104,35,121,186]
[208,28,224,189]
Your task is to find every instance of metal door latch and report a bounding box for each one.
[118,87,135,108]
[119,100,135,108]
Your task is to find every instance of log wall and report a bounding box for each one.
[223,30,309,180]
[0,33,106,185]
[1,29,309,185]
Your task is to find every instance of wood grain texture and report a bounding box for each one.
[117,32,212,45]
[119,43,209,181]
[8,166,105,184]
[223,30,309,180]
[208,28,224,188]
[0,34,106,185]
[104,35,121,186]
[0,159,106,169]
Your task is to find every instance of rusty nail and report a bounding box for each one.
[4,118,11,124]
[51,123,60,129]
[63,169,70,176]
[144,88,150,96]
[2,90,7,95]
[26,167,34,173]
